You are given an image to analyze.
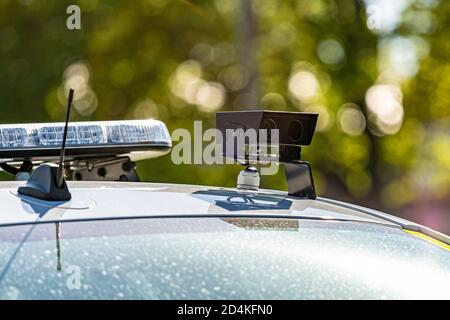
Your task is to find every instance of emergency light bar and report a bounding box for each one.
[0,119,171,161]
[8,88,173,200]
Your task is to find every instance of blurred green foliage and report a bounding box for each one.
[0,0,449,230]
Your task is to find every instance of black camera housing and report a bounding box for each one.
[216,110,318,161]
[216,110,318,145]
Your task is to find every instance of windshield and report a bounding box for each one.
[0,218,448,299]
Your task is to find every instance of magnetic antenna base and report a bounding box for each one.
[18,163,71,201]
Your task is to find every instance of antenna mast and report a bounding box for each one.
[56,88,74,188]
[17,88,74,201]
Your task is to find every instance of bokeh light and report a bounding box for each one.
[365,84,404,135]
[62,62,98,117]
[169,60,225,112]
[195,82,226,112]
[338,103,367,136]
[288,70,320,102]
[133,98,159,119]
[317,39,346,65]
[260,92,286,110]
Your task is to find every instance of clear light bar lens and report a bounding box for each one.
[107,124,167,143]
[0,128,28,147]
[39,125,104,146]
[0,120,171,149]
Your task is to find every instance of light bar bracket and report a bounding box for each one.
[71,157,139,182]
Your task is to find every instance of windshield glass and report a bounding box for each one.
[0,218,449,299]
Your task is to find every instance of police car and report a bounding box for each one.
[0,90,448,300]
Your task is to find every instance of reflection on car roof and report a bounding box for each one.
[0,181,401,228]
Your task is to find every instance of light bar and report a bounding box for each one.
[0,120,171,161]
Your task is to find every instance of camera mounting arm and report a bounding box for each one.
[283,160,316,199]
[216,110,319,200]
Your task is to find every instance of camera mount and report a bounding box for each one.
[216,110,318,199]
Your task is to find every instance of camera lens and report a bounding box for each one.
[288,120,303,143]
[261,118,277,131]
[261,118,277,140]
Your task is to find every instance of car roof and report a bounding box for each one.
[0,180,448,244]
[0,181,417,226]
[0,181,381,224]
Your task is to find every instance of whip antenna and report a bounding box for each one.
[56,88,74,188]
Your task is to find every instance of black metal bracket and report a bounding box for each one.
[221,146,317,199]
[0,161,33,176]
[283,160,316,199]
[71,157,139,182]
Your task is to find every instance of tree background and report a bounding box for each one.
[0,0,449,233]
